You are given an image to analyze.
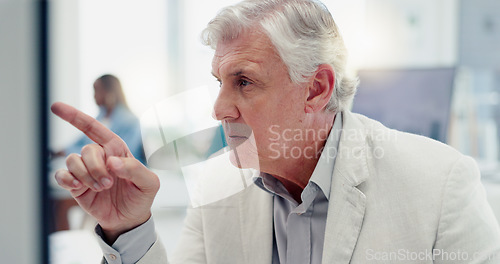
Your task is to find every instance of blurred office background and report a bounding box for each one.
[1,0,500,263]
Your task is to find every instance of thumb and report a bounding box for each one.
[107,156,160,193]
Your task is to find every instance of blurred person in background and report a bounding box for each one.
[51,74,145,164]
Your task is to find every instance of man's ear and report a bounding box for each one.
[305,64,335,113]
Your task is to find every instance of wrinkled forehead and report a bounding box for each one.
[211,29,280,68]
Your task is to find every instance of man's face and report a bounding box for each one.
[211,29,308,173]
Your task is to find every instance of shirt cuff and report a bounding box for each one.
[95,217,157,264]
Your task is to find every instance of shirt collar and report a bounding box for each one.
[308,112,342,200]
[253,112,343,201]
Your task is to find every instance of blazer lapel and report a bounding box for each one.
[239,183,274,264]
[322,111,369,264]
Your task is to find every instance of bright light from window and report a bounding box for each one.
[79,0,169,116]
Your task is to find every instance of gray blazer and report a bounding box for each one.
[132,111,500,264]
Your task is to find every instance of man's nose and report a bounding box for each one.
[212,87,239,121]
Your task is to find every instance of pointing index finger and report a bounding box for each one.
[51,102,130,156]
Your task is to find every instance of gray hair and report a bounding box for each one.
[201,0,358,112]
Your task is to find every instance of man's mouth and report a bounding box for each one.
[221,122,252,148]
[226,135,248,147]
[228,135,247,139]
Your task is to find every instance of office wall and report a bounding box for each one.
[0,0,41,263]
[360,0,458,69]
[459,0,500,68]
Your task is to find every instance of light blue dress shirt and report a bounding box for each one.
[96,113,342,264]
[96,217,157,264]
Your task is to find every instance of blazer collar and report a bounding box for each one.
[334,111,371,186]
[239,174,274,264]
[321,111,369,264]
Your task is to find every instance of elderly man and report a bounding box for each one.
[52,0,500,263]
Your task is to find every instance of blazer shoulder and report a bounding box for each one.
[347,111,465,168]
[344,111,471,188]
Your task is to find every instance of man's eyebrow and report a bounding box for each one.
[232,70,244,76]
[212,68,264,87]
[213,69,255,79]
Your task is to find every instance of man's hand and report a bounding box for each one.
[51,102,159,243]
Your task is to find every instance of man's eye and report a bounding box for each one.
[239,79,251,87]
